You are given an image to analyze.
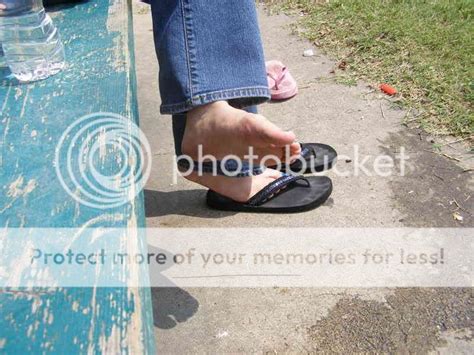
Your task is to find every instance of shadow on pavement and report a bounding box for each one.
[144,189,237,219]
[151,287,199,330]
[147,244,200,329]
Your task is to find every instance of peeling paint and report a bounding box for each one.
[1,86,12,113]
[98,127,107,159]
[0,0,154,352]
[106,0,129,73]
[19,88,30,118]
[14,87,22,100]
[6,176,37,198]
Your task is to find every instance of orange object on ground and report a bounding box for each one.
[380,83,397,95]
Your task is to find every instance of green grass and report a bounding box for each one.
[263,0,474,137]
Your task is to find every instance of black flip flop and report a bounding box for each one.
[270,143,337,174]
[206,175,333,213]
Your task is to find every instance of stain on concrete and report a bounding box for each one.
[381,130,473,227]
[307,288,473,353]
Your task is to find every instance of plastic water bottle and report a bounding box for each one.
[0,0,65,82]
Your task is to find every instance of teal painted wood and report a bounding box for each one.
[0,0,155,353]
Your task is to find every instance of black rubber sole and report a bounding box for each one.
[270,143,338,174]
[206,176,333,213]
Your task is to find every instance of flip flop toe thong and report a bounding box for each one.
[206,175,333,213]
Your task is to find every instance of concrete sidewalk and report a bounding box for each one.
[133,2,472,353]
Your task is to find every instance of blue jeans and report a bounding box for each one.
[149,0,270,115]
[149,0,269,176]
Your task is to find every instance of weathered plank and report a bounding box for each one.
[0,0,155,352]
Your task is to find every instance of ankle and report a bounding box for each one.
[182,101,235,159]
[188,100,229,119]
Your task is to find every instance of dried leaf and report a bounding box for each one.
[338,60,348,70]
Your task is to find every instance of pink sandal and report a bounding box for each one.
[266,60,298,101]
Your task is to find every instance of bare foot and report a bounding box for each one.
[182,101,301,165]
[185,169,283,203]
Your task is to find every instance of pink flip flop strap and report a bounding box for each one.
[267,67,288,90]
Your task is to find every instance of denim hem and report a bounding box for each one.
[160,86,271,114]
